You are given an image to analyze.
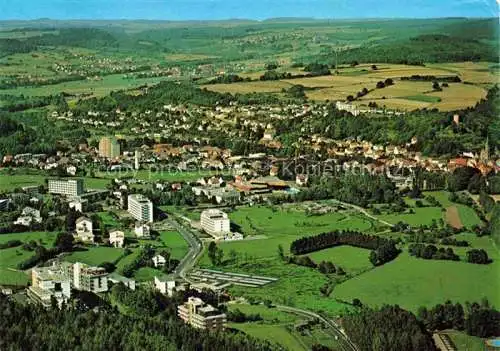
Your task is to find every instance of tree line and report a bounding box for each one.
[290,230,400,266]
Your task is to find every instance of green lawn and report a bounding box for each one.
[64,247,125,266]
[0,169,109,191]
[0,247,33,286]
[227,303,340,351]
[334,234,500,312]
[444,330,486,351]
[308,246,373,275]
[377,207,444,227]
[425,191,482,228]
[159,231,189,260]
[0,231,59,286]
[0,231,57,246]
[97,212,120,228]
[134,267,165,281]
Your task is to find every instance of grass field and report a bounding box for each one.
[196,204,375,314]
[0,169,110,191]
[307,246,373,275]
[159,231,189,260]
[444,330,486,351]
[0,231,59,286]
[1,73,165,98]
[201,62,493,111]
[334,234,500,312]
[227,303,339,351]
[64,247,125,266]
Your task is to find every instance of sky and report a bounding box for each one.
[0,0,498,20]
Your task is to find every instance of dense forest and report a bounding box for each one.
[0,291,280,351]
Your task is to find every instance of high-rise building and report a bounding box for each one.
[99,136,120,159]
[48,179,84,197]
[200,209,230,238]
[134,149,141,170]
[73,262,108,293]
[127,194,153,223]
[177,297,227,330]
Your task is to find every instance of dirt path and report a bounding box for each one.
[446,206,463,229]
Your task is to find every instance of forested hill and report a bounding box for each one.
[0,294,280,351]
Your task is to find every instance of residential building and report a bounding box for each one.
[154,276,180,297]
[200,209,230,238]
[75,217,94,243]
[296,174,309,186]
[127,194,153,223]
[134,222,151,238]
[152,254,166,267]
[14,206,42,226]
[73,262,108,293]
[69,198,87,212]
[177,297,227,330]
[99,136,121,159]
[109,230,125,248]
[48,179,84,197]
[28,262,72,308]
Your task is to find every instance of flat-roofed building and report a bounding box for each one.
[48,179,84,197]
[200,209,230,239]
[28,262,72,308]
[127,194,153,223]
[177,297,226,330]
[73,262,108,293]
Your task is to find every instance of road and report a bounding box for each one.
[276,305,359,351]
[331,199,394,227]
[163,218,203,280]
[167,215,360,351]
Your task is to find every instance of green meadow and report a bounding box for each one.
[64,247,125,266]
[334,234,500,312]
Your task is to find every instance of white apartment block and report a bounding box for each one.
[177,297,227,330]
[200,209,230,238]
[48,179,84,197]
[134,222,151,238]
[127,194,153,223]
[28,262,72,308]
[73,262,108,293]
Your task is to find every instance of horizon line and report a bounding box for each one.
[0,15,498,22]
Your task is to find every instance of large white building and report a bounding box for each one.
[48,179,84,197]
[127,194,153,223]
[109,230,125,248]
[73,262,108,293]
[28,262,72,308]
[178,297,227,330]
[200,209,230,239]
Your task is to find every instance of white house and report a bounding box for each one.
[152,254,166,267]
[154,276,177,297]
[295,174,309,186]
[75,217,94,243]
[69,198,87,212]
[134,222,151,238]
[109,230,125,248]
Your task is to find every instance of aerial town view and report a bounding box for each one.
[0,0,499,350]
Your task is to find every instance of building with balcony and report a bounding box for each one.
[48,179,84,197]
[200,209,230,239]
[28,262,72,308]
[127,194,153,223]
[73,262,108,293]
[177,297,227,330]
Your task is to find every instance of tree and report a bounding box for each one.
[277,244,285,261]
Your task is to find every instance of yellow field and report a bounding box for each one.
[205,80,292,94]
[201,62,493,111]
[164,53,218,61]
[428,83,487,110]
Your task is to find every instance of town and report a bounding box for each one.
[0,13,499,351]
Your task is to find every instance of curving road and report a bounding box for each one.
[168,215,359,351]
[276,305,359,351]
